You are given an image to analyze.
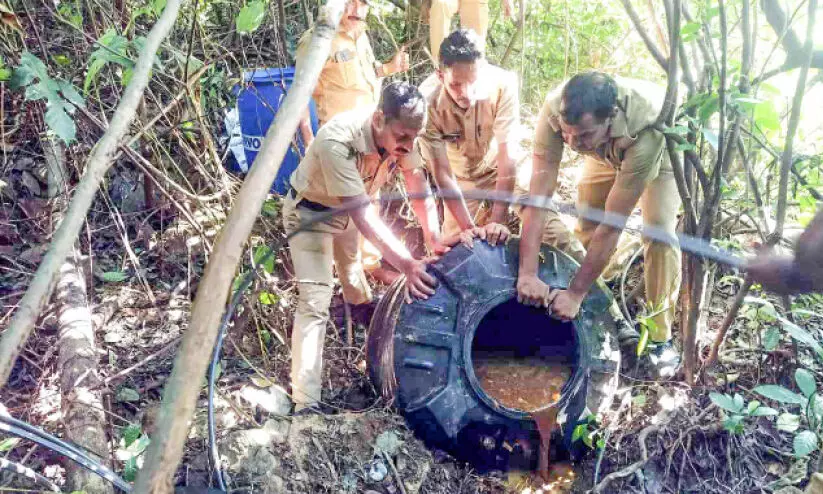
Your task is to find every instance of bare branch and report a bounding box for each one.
[774,0,817,237]
[619,0,668,70]
[760,0,823,73]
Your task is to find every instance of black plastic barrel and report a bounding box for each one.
[367,240,620,472]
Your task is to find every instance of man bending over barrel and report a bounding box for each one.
[284,82,473,413]
[518,73,681,377]
[295,0,410,285]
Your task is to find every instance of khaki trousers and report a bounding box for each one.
[283,195,372,408]
[566,158,681,342]
[429,0,489,62]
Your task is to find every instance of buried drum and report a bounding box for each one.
[367,240,621,471]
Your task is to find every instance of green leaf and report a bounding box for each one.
[636,323,649,357]
[778,413,801,432]
[632,393,647,407]
[100,271,129,282]
[701,128,719,149]
[680,22,701,42]
[583,431,594,448]
[674,142,697,153]
[781,318,823,357]
[261,198,280,217]
[236,1,267,34]
[259,291,278,305]
[0,66,11,81]
[572,423,586,443]
[793,430,818,457]
[596,436,605,449]
[58,80,85,108]
[45,105,77,144]
[754,385,806,405]
[662,125,689,136]
[0,437,20,452]
[122,424,142,447]
[115,387,141,403]
[710,392,743,413]
[123,457,138,481]
[763,327,780,351]
[733,393,744,412]
[747,400,761,415]
[795,369,817,398]
[153,0,167,15]
[754,100,780,131]
[750,406,778,417]
[253,244,275,273]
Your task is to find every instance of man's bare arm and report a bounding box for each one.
[298,107,315,148]
[428,147,475,231]
[403,168,443,252]
[490,141,516,223]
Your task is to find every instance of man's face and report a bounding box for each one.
[438,61,480,109]
[340,0,368,33]
[373,112,422,158]
[559,112,611,153]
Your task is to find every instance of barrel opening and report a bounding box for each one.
[470,298,577,413]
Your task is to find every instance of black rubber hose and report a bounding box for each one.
[0,415,132,492]
[0,457,61,492]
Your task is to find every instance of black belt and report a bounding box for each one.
[289,187,332,212]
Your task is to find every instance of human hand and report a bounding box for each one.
[516,274,556,308]
[548,289,585,321]
[402,258,438,303]
[482,222,510,247]
[387,45,410,75]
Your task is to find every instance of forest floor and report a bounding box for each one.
[2,120,823,494]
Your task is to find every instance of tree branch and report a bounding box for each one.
[131,0,348,491]
[760,0,823,73]
[773,0,817,237]
[0,0,184,386]
[619,0,668,70]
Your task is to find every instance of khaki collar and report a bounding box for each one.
[607,86,631,139]
[434,65,494,114]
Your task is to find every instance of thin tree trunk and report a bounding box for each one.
[45,139,113,494]
[132,2,347,491]
[0,0,183,386]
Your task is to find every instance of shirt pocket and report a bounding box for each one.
[324,57,360,88]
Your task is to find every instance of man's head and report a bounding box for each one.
[559,72,618,152]
[437,29,485,109]
[340,0,369,34]
[373,82,426,157]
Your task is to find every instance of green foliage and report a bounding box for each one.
[100,271,129,282]
[116,426,150,482]
[253,244,275,274]
[0,437,20,452]
[84,29,163,95]
[11,52,84,144]
[236,1,267,34]
[572,414,604,449]
[57,0,83,28]
[710,392,777,434]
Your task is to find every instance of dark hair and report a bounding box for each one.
[560,72,618,126]
[380,81,426,125]
[439,29,484,69]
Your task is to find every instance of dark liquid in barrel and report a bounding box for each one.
[473,357,570,412]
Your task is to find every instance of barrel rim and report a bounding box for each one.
[242,66,296,84]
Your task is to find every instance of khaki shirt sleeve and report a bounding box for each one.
[613,128,665,193]
[419,102,447,163]
[493,73,520,144]
[533,93,564,164]
[318,139,367,197]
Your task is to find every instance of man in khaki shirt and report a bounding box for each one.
[296,0,410,284]
[285,83,460,412]
[518,72,682,376]
[419,29,517,242]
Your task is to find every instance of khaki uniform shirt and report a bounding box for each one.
[534,76,671,192]
[297,28,383,124]
[289,109,424,207]
[419,64,519,181]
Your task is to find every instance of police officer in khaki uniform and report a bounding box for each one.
[284,83,468,412]
[419,29,517,243]
[518,72,682,375]
[296,0,410,285]
[428,0,513,64]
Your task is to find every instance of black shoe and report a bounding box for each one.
[647,340,680,378]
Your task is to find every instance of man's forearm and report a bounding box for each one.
[404,170,442,247]
[491,146,516,222]
[351,205,414,270]
[435,168,474,231]
[568,225,621,295]
[518,205,548,277]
